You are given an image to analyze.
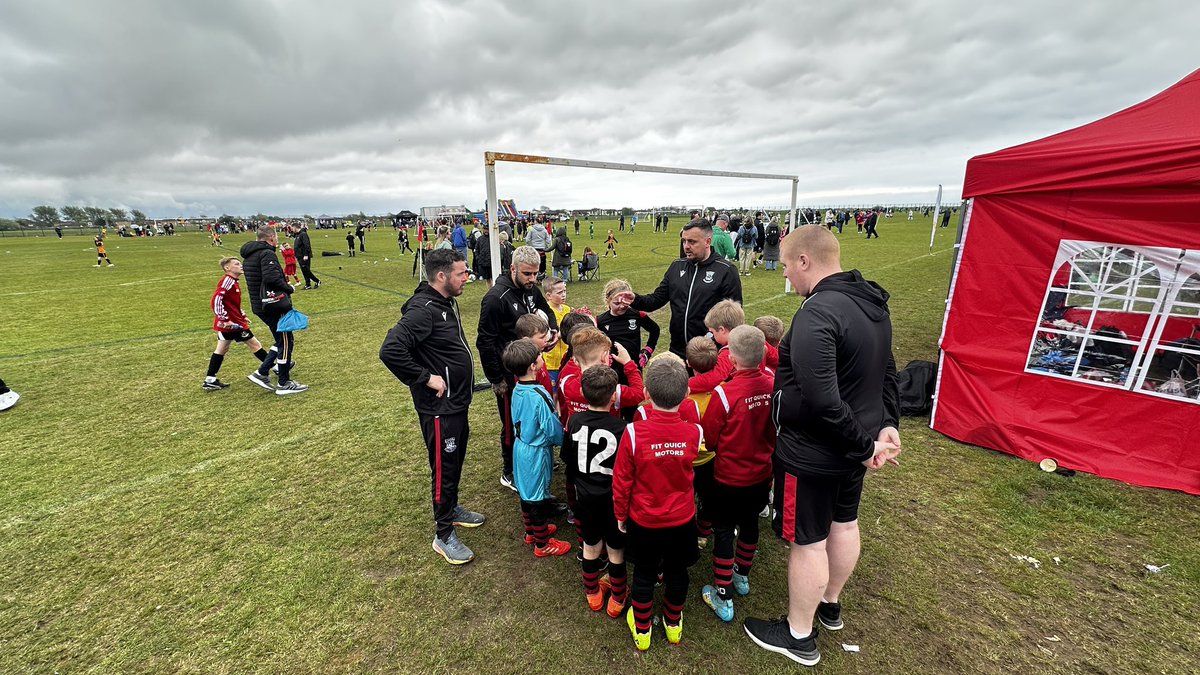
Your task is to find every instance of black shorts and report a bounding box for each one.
[772,464,865,545]
[705,478,771,527]
[625,518,699,569]
[693,460,715,510]
[218,328,255,342]
[574,493,626,550]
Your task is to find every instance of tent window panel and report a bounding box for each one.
[1140,345,1200,399]
[1027,333,1085,377]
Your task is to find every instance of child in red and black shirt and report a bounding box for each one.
[281,242,299,285]
[203,257,268,390]
[557,327,644,427]
[698,325,777,622]
[613,353,701,651]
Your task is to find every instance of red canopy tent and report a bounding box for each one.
[932,69,1200,495]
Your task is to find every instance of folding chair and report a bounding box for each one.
[577,254,600,282]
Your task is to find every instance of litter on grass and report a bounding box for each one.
[1145,564,1170,573]
[841,644,860,653]
[1045,636,1061,642]
[1010,554,1042,569]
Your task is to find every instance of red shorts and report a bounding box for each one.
[284,264,297,276]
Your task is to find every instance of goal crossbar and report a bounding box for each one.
[483,151,800,291]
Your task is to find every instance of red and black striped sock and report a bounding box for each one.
[632,598,653,632]
[521,508,532,541]
[734,541,758,576]
[608,561,627,603]
[696,519,713,538]
[713,555,735,598]
[533,523,549,549]
[581,557,604,594]
[663,598,684,626]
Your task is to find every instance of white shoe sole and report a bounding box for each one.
[0,391,19,411]
[247,374,275,391]
[744,626,820,667]
[275,386,308,396]
[432,540,473,565]
[817,615,843,631]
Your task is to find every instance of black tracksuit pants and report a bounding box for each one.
[420,411,470,540]
[299,257,320,286]
[494,385,514,476]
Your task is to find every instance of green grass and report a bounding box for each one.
[1,218,1197,673]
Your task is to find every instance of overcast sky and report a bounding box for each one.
[1,0,1198,218]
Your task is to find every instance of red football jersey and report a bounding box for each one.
[281,248,297,264]
[211,274,249,330]
[612,408,701,528]
[558,360,644,427]
[701,368,777,487]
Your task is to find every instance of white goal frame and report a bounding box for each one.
[483,151,800,291]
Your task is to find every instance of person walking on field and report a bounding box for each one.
[380,248,485,564]
[202,256,270,391]
[743,225,901,667]
[291,223,321,289]
[241,225,308,395]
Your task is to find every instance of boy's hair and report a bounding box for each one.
[219,257,239,271]
[570,327,612,365]
[753,315,786,346]
[728,325,766,367]
[644,353,689,408]
[541,276,565,295]
[686,336,719,373]
[559,312,597,346]
[704,299,745,331]
[502,338,541,376]
[515,313,550,339]
[580,365,618,408]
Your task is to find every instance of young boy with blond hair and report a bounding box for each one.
[540,277,572,385]
[203,257,269,390]
[753,315,785,371]
[504,338,572,557]
[613,354,702,650]
[687,299,746,393]
[699,325,777,622]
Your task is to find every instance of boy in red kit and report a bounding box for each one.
[281,242,300,285]
[613,354,701,651]
[687,300,746,394]
[203,257,269,390]
[700,325,777,622]
[563,366,630,616]
[557,327,644,425]
[754,315,785,371]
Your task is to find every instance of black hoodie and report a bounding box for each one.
[630,250,742,357]
[476,272,557,384]
[380,281,475,415]
[773,270,900,475]
[239,240,293,317]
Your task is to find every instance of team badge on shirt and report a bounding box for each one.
[704,271,715,283]
[628,318,638,331]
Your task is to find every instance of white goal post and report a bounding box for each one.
[483,151,800,291]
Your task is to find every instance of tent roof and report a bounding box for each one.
[963,68,1200,198]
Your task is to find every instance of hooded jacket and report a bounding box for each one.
[773,270,900,475]
[552,227,573,267]
[630,250,742,357]
[379,281,475,415]
[293,229,313,258]
[476,272,558,384]
[239,240,293,317]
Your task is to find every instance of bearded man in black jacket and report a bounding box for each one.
[380,248,484,565]
[476,245,559,490]
[743,225,901,667]
[620,218,741,358]
[240,225,307,395]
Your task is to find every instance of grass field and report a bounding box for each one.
[1,217,1197,673]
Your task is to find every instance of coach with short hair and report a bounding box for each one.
[620,218,742,358]
[743,225,901,666]
[380,248,485,565]
[477,245,559,490]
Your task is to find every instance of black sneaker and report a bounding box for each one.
[744,617,820,667]
[817,601,843,631]
[247,371,275,391]
[201,379,230,391]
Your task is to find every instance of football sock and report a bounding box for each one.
[734,540,758,577]
[581,557,604,594]
[253,348,268,362]
[206,353,224,378]
[607,561,627,602]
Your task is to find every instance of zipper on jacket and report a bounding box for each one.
[444,366,451,398]
[683,261,698,342]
